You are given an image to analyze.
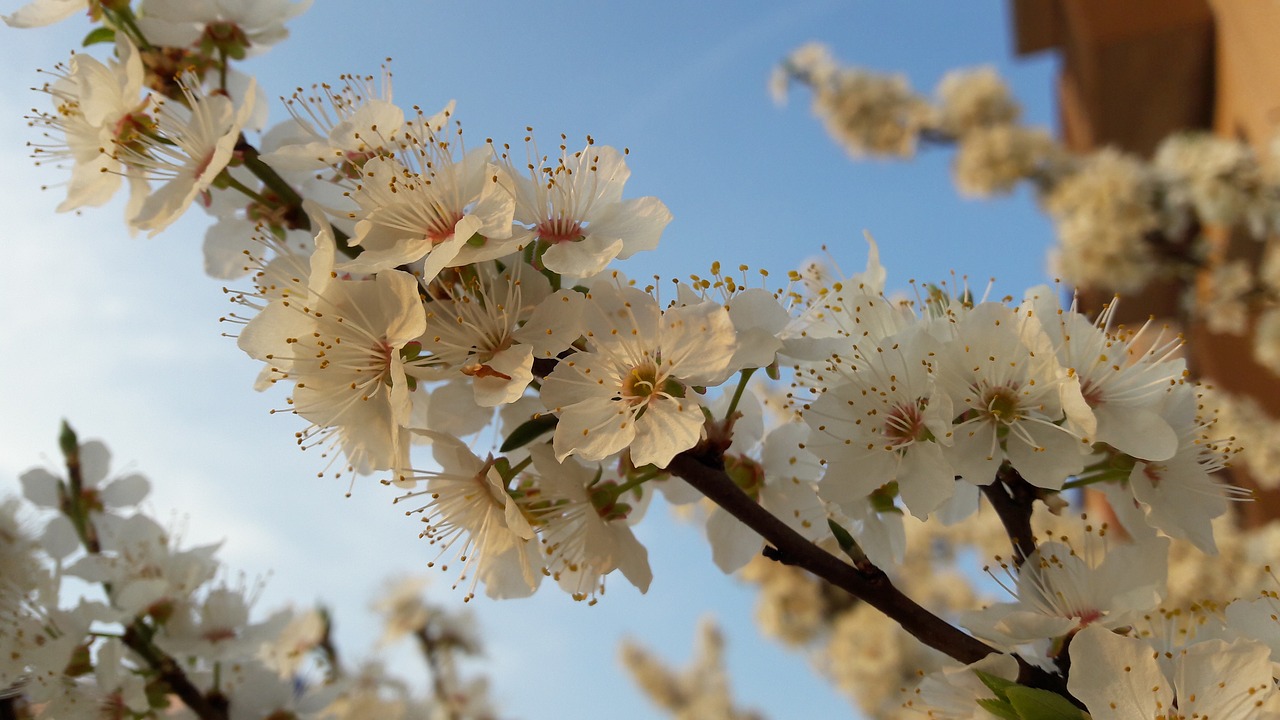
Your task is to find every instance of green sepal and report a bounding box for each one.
[765,360,780,381]
[1005,686,1087,720]
[500,414,558,452]
[974,670,1017,702]
[82,26,116,46]
[976,698,1021,720]
[869,482,901,514]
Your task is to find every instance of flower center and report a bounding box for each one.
[536,216,584,244]
[620,362,686,406]
[982,386,1021,424]
[1079,378,1104,406]
[883,399,931,446]
[427,210,465,244]
[622,362,660,403]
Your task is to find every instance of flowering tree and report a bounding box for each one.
[4,3,1280,719]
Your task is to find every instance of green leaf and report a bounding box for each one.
[1005,686,1087,720]
[499,414,558,452]
[826,518,868,563]
[974,669,1017,702]
[82,26,116,46]
[976,697,1021,720]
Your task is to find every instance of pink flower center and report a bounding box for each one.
[537,216,584,244]
[883,399,930,446]
[428,211,464,244]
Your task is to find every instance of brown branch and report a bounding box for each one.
[981,466,1039,568]
[666,452,997,665]
[416,626,462,720]
[122,624,228,720]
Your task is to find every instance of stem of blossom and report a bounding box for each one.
[415,626,462,720]
[607,472,653,500]
[666,451,997,665]
[221,173,269,205]
[316,606,343,683]
[980,465,1039,568]
[217,49,229,93]
[59,423,100,554]
[235,140,358,258]
[101,6,154,52]
[722,368,757,424]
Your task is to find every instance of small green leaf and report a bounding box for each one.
[1005,686,1086,720]
[82,26,116,46]
[500,414,558,452]
[826,518,867,563]
[974,669,1017,702]
[976,697,1021,720]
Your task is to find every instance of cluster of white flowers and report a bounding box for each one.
[620,619,764,720]
[777,44,1280,345]
[1,428,496,719]
[773,42,930,158]
[11,5,1280,718]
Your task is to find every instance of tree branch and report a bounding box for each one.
[666,452,997,665]
[122,624,228,720]
[981,466,1039,568]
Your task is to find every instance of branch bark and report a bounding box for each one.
[666,452,997,665]
[122,624,229,720]
[981,466,1040,567]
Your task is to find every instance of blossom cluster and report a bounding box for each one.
[8,3,1280,719]
[776,43,1280,297]
[2,426,496,719]
[776,41,1280,494]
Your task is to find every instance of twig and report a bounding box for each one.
[666,451,996,665]
[416,626,462,720]
[122,624,229,720]
[980,466,1039,567]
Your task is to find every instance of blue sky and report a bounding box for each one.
[0,2,1058,718]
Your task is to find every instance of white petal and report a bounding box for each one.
[101,474,150,508]
[1067,625,1166,720]
[40,516,81,560]
[3,0,85,27]
[20,469,61,508]
[552,397,634,463]
[472,345,534,407]
[706,508,763,574]
[203,218,260,279]
[1095,404,1178,462]
[1175,638,1274,718]
[541,233,624,278]
[588,196,672,259]
[609,524,653,593]
[896,443,956,519]
[1005,421,1085,490]
[630,398,705,468]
